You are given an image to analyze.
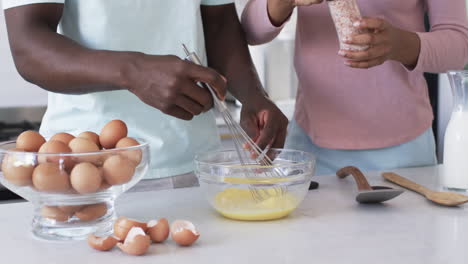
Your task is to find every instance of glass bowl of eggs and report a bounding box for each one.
[0,120,150,241]
[194,149,315,221]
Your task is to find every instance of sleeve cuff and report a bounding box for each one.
[258,0,290,32]
[409,32,428,73]
[241,0,289,45]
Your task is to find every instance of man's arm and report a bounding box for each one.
[5,4,226,120]
[201,4,288,149]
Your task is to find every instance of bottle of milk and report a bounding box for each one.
[443,71,468,191]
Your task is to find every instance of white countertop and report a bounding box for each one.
[1,165,467,264]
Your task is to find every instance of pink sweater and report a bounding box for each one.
[241,0,468,149]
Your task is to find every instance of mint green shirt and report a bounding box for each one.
[3,0,233,178]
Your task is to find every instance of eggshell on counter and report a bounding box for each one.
[16,131,46,152]
[171,220,200,246]
[147,218,170,243]
[88,234,119,251]
[117,227,151,256]
[99,120,128,149]
[113,217,148,241]
[32,163,71,193]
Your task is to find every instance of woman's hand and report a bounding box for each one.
[338,17,421,69]
[268,0,323,26]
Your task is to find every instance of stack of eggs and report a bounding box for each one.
[1,120,143,222]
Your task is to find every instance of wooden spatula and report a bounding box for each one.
[337,166,403,203]
[382,172,468,207]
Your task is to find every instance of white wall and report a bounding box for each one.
[0,3,48,108]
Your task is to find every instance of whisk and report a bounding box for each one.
[182,44,285,202]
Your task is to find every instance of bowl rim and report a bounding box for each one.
[194,148,316,169]
[0,137,149,157]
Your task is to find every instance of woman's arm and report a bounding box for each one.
[341,0,468,71]
[413,0,468,72]
[241,0,322,45]
[241,0,286,45]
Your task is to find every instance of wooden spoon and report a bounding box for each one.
[337,166,403,203]
[382,172,468,207]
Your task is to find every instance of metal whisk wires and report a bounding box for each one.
[182,44,285,202]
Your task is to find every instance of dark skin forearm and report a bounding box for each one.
[5,4,227,121]
[5,4,133,94]
[201,4,266,105]
[202,4,288,150]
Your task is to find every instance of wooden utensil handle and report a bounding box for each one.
[336,166,372,191]
[382,172,430,196]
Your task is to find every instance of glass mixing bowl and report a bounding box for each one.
[195,149,315,221]
[0,139,149,240]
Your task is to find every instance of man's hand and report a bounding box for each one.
[240,96,288,150]
[126,55,227,120]
[338,17,421,69]
[268,0,323,26]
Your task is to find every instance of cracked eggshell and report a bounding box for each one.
[113,217,148,241]
[147,218,170,243]
[171,220,200,246]
[117,227,151,256]
[87,234,119,251]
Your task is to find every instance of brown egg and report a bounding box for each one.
[1,149,34,186]
[58,205,85,214]
[99,181,112,191]
[115,137,142,165]
[70,163,102,194]
[88,234,119,251]
[38,140,73,169]
[50,133,75,145]
[100,120,128,149]
[41,206,71,222]
[16,131,46,152]
[147,218,170,243]
[171,220,200,246]
[32,163,71,193]
[113,217,148,241]
[69,138,100,153]
[102,155,135,185]
[78,131,101,149]
[116,227,151,256]
[69,138,101,164]
[74,203,108,221]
